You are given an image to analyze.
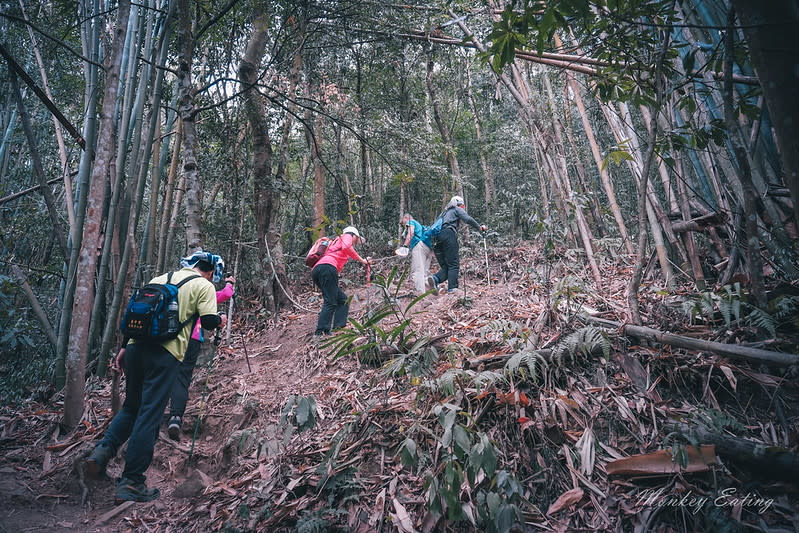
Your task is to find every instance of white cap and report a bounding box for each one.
[449,195,465,208]
[343,226,365,243]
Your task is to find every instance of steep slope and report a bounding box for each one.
[1,241,798,532]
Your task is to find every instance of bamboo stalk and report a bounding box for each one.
[582,315,799,366]
[666,423,799,482]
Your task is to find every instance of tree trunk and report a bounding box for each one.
[542,73,603,288]
[157,118,183,273]
[601,102,675,290]
[177,0,202,251]
[626,35,669,324]
[19,0,74,229]
[673,150,707,290]
[567,74,633,254]
[54,0,103,389]
[465,68,495,207]
[731,0,799,230]
[62,0,130,431]
[426,53,463,199]
[9,70,68,258]
[97,4,176,376]
[239,10,288,313]
[11,265,57,350]
[306,101,326,235]
[723,8,765,307]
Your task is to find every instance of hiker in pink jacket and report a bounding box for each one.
[311,226,370,336]
[166,274,235,440]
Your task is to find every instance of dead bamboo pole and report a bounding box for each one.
[582,315,799,366]
[665,423,799,482]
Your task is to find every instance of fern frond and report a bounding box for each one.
[505,349,549,384]
[746,306,777,336]
[422,369,463,396]
[773,295,799,321]
[551,326,610,365]
[472,370,505,391]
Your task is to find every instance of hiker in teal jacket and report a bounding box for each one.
[427,196,487,294]
[401,213,435,294]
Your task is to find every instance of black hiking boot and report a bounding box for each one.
[167,416,182,441]
[115,478,160,503]
[85,444,113,479]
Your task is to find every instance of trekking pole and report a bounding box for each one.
[482,233,491,286]
[188,345,218,464]
[238,331,252,373]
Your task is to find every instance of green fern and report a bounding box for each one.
[295,511,329,533]
[746,306,777,336]
[472,370,505,391]
[690,408,745,433]
[772,294,799,324]
[422,369,464,396]
[381,345,438,378]
[551,326,610,366]
[743,292,799,336]
[505,350,549,384]
[479,319,525,348]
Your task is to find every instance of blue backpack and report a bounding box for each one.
[120,272,200,341]
[420,212,446,247]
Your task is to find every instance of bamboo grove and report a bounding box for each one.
[0,0,797,427]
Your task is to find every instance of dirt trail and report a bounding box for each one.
[0,257,510,532]
[3,243,796,532]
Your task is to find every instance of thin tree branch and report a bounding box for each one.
[0,42,86,149]
[196,0,241,39]
[0,177,62,206]
[0,12,105,69]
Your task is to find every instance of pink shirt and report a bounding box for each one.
[191,282,235,341]
[314,233,363,273]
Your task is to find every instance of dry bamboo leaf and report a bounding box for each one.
[546,487,585,515]
[613,396,636,422]
[605,445,717,476]
[369,488,387,526]
[719,365,737,391]
[576,427,595,476]
[737,367,783,387]
[392,498,418,533]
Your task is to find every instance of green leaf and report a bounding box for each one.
[400,438,418,468]
[486,491,501,514]
[494,503,517,533]
[296,397,310,427]
[453,425,471,457]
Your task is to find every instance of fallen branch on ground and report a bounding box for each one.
[580,315,799,367]
[666,423,799,483]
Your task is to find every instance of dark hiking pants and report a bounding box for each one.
[312,263,349,334]
[169,338,201,419]
[433,226,460,290]
[101,342,178,485]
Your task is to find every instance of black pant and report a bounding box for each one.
[311,263,349,334]
[168,338,201,419]
[433,227,460,290]
[100,342,178,484]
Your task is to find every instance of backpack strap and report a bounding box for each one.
[325,236,342,254]
[171,272,203,332]
[175,274,202,288]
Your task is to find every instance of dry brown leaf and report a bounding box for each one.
[719,365,737,391]
[546,487,585,515]
[605,445,717,476]
[392,498,418,533]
